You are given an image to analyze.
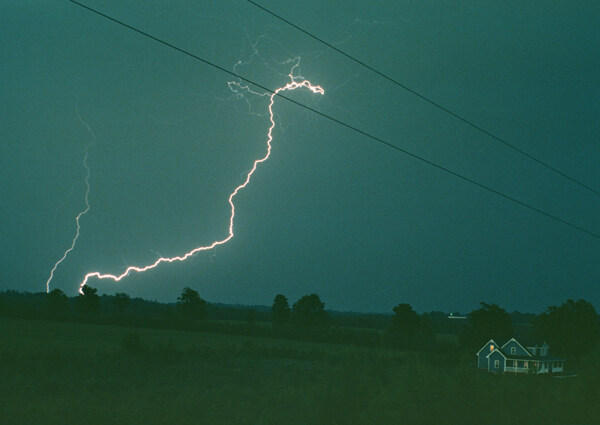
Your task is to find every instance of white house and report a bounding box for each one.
[476,338,565,374]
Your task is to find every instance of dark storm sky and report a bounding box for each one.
[2,0,599,313]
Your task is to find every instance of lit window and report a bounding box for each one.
[490,344,494,351]
[524,362,528,368]
[511,347,516,354]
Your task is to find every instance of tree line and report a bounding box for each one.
[1,286,598,358]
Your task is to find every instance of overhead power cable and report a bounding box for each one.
[68,0,600,240]
[246,0,600,198]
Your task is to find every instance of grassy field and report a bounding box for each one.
[1,317,598,425]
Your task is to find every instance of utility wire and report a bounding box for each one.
[68,0,600,240]
[246,0,600,198]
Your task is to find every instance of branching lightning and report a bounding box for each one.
[78,65,323,293]
[46,102,95,292]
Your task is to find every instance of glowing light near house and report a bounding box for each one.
[77,66,324,293]
[46,104,95,293]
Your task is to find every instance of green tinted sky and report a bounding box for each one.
[1,0,599,313]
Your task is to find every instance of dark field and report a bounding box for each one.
[1,317,598,425]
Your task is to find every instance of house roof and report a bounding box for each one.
[486,349,506,359]
[488,348,565,362]
[478,338,565,361]
[521,339,550,349]
[476,339,498,356]
[501,338,531,356]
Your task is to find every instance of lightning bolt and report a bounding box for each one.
[46,102,95,292]
[78,67,324,293]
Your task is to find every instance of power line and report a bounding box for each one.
[68,0,600,240]
[246,0,600,198]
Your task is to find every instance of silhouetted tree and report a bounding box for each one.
[386,303,434,349]
[113,292,131,314]
[246,309,257,326]
[176,287,207,322]
[533,299,599,358]
[46,288,69,318]
[271,294,291,326]
[292,294,329,327]
[459,302,513,351]
[77,285,100,315]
